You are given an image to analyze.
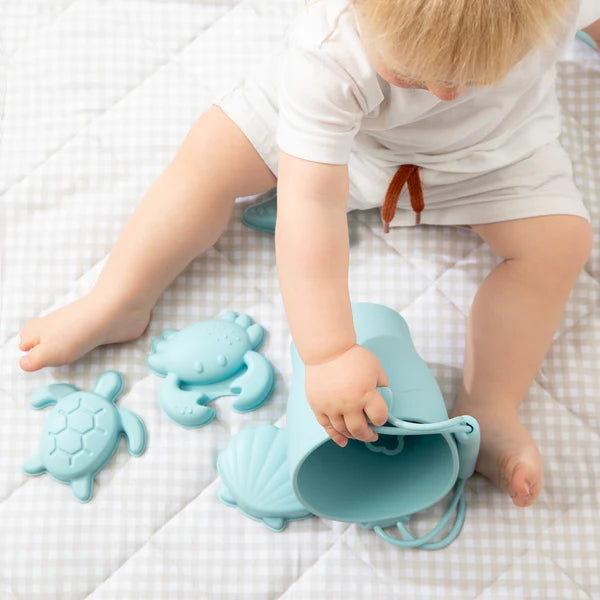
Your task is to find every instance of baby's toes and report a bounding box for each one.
[19,343,55,372]
[19,319,41,351]
[510,461,543,508]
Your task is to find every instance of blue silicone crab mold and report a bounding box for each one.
[147,311,275,428]
[22,370,146,502]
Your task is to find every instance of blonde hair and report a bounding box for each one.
[352,0,575,86]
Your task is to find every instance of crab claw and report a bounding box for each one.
[159,373,215,428]
[230,351,275,412]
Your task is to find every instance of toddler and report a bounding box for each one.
[19,0,599,508]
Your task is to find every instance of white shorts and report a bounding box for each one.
[215,65,590,228]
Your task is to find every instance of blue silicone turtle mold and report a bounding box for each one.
[147,311,275,428]
[22,370,146,502]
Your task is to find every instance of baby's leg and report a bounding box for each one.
[450,215,592,507]
[582,19,600,48]
[19,106,277,371]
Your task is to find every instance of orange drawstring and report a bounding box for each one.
[381,164,424,232]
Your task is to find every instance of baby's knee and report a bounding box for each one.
[534,216,592,277]
[554,217,593,269]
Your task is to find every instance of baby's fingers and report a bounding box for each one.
[315,413,348,447]
[329,414,352,440]
[363,389,389,427]
[344,411,378,443]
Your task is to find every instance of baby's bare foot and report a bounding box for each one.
[450,405,543,507]
[19,295,150,371]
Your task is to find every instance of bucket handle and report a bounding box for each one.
[373,414,475,436]
[369,410,480,550]
[372,478,467,550]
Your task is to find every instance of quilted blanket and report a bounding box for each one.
[0,1,599,598]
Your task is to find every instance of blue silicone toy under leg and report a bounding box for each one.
[242,190,355,246]
[577,30,597,50]
[242,189,278,233]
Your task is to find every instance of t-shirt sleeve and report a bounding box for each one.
[576,0,600,29]
[277,42,367,165]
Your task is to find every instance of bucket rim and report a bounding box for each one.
[291,430,460,524]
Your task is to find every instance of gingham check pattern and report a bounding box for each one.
[0,1,599,599]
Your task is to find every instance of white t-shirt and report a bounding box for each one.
[578,0,599,29]
[277,0,597,175]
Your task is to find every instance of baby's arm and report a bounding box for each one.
[275,150,389,446]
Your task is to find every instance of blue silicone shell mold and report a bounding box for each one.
[216,425,312,531]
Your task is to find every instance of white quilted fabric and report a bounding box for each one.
[0,1,598,599]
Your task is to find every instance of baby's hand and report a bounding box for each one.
[304,344,389,447]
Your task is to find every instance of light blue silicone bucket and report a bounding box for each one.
[286,302,480,549]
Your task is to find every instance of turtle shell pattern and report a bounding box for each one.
[40,391,119,481]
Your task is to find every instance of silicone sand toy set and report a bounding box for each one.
[22,303,480,550]
[17,24,598,554]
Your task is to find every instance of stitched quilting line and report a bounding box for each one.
[1,0,80,60]
[0,0,240,198]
